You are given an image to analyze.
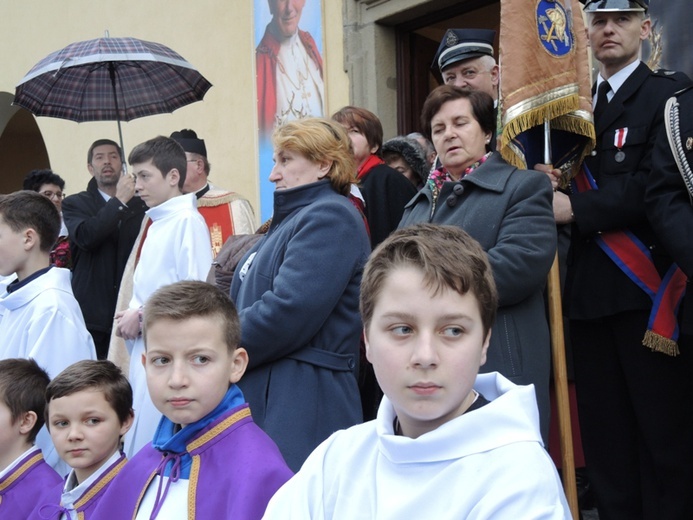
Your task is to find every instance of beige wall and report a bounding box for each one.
[0,0,349,218]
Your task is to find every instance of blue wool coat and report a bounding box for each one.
[400,153,557,442]
[230,179,370,471]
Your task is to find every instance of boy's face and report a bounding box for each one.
[0,217,31,278]
[365,266,490,439]
[132,160,180,208]
[143,316,248,428]
[0,400,20,468]
[48,389,133,483]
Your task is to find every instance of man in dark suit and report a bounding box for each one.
[552,1,693,518]
[62,139,147,359]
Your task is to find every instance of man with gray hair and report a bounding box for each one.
[432,28,498,104]
[170,129,256,257]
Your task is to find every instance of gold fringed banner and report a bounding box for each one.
[499,0,595,181]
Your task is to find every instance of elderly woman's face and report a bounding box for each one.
[385,156,418,186]
[430,98,491,180]
[38,183,64,212]
[269,148,327,190]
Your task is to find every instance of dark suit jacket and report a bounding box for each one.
[565,62,691,320]
[62,178,147,334]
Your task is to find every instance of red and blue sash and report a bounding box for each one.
[572,166,687,355]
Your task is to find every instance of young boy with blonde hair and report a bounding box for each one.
[32,360,133,519]
[263,223,571,519]
[95,281,292,519]
[0,358,60,519]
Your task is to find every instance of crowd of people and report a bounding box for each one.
[0,0,692,518]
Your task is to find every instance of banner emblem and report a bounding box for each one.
[536,0,573,57]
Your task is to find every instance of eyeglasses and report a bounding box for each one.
[41,190,65,200]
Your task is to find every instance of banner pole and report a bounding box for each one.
[548,250,579,519]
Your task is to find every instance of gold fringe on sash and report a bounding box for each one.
[643,329,680,357]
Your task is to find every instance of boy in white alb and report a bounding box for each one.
[31,360,134,519]
[0,191,96,472]
[114,136,212,457]
[263,224,572,519]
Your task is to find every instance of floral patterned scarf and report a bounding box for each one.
[426,152,492,217]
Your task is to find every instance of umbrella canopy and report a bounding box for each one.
[14,36,212,122]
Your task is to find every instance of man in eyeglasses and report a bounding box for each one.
[432,29,499,106]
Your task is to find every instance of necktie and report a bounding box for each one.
[593,80,610,122]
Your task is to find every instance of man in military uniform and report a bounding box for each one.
[432,29,500,153]
[431,28,498,104]
[647,86,693,277]
[552,1,693,518]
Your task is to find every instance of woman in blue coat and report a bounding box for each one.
[230,118,370,471]
[400,86,557,442]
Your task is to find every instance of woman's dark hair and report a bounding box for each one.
[332,106,384,156]
[420,86,495,142]
[23,169,65,192]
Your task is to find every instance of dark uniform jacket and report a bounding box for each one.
[565,62,691,320]
[646,85,693,333]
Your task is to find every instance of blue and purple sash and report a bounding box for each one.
[573,166,687,355]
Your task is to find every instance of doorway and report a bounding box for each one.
[394,0,499,136]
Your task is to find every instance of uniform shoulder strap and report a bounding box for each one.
[664,87,693,204]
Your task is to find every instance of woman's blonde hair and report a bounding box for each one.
[272,118,356,196]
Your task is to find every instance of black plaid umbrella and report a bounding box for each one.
[13,35,212,165]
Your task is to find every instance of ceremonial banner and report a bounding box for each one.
[499,0,595,183]
[498,2,596,516]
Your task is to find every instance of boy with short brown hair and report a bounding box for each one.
[0,358,60,519]
[264,223,571,519]
[32,360,133,519]
[95,281,292,519]
[0,191,96,471]
[113,136,213,457]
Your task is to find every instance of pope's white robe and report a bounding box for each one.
[122,194,212,458]
[263,373,571,520]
